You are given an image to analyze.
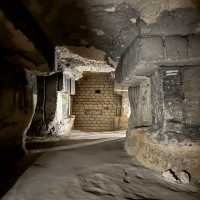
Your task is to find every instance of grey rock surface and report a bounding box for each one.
[3,139,200,200]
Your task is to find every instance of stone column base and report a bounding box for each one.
[125,129,200,178]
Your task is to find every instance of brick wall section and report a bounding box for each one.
[72,72,122,131]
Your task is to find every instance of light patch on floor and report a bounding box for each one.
[69,130,126,140]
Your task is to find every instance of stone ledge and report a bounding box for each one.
[125,129,200,178]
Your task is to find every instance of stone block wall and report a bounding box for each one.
[116,35,200,85]
[72,72,122,131]
[140,8,200,36]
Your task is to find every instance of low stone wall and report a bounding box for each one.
[125,129,200,178]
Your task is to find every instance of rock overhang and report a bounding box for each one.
[116,35,200,85]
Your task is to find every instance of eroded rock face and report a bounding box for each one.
[56,46,115,80]
[129,0,196,24]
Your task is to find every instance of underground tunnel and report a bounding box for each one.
[0,0,200,199]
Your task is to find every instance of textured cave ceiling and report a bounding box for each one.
[21,0,199,62]
[0,0,199,73]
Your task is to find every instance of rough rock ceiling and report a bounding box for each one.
[0,10,48,74]
[0,0,198,72]
[21,0,198,62]
[56,46,115,80]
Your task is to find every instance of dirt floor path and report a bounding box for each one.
[2,136,200,200]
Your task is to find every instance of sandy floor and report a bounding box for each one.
[2,134,200,200]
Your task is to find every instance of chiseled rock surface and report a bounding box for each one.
[116,35,200,84]
[3,139,200,200]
